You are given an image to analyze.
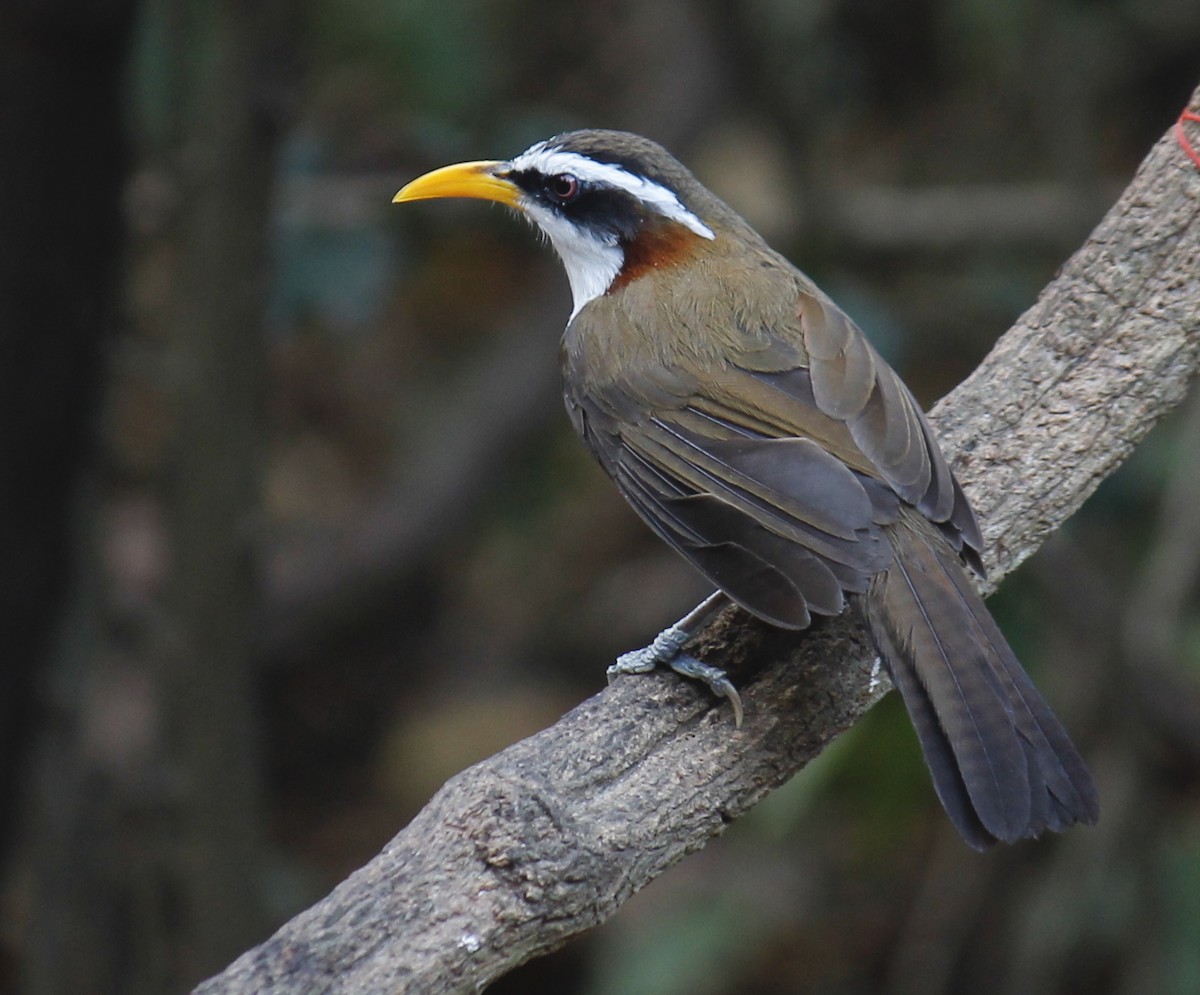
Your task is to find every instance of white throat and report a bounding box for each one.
[523,202,624,321]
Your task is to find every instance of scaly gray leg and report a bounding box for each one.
[607,592,743,726]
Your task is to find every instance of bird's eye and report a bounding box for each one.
[546,173,580,204]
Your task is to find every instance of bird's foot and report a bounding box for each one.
[608,623,744,727]
[608,624,691,676]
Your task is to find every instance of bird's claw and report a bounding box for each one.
[666,653,744,728]
[607,624,744,727]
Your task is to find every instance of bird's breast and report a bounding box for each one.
[566,242,807,388]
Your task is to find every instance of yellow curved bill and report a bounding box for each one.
[392,160,520,207]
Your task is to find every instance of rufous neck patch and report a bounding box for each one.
[610,220,709,293]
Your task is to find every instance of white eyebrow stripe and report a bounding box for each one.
[506,145,716,240]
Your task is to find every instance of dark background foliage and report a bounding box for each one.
[2,0,1199,992]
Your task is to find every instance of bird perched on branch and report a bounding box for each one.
[394,129,1098,849]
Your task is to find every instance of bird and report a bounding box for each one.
[393,129,1099,849]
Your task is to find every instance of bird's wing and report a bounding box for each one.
[570,286,981,628]
[733,288,980,549]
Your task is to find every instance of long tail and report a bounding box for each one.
[863,518,1099,849]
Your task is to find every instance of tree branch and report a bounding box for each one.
[195,85,1200,995]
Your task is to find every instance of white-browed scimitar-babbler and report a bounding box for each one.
[395,129,1099,849]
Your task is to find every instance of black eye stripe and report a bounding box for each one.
[509,168,586,210]
[505,167,651,242]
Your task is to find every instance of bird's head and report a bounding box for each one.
[394,130,740,320]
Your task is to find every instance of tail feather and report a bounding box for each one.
[936,555,1099,827]
[870,616,996,849]
[865,517,1099,848]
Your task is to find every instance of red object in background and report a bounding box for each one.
[1177,107,1200,169]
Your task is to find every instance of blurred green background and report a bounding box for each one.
[2,0,1199,992]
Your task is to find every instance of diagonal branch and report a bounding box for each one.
[195,85,1200,995]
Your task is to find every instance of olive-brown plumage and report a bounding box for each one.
[396,129,1099,848]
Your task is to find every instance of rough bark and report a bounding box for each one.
[195,85,1200,995]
